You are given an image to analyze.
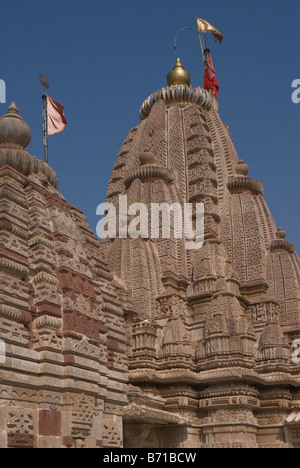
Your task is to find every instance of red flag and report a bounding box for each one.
[47,95,67,136]
[204,56,219,99]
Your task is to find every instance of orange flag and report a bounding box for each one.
[47,95,67,136]
[204,55,219,99]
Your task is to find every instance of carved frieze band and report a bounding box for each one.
[249,301,280,324]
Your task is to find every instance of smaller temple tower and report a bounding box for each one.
[0,103,128,448]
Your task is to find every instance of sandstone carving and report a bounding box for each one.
[0,59,299,448]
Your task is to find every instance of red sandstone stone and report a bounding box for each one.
[38,410,61,437]
[7,433,35,448]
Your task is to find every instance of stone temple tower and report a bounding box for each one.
[0,58,300,448]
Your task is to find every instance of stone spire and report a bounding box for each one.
[0,103,128,448]
[0,102,31,148]
[0,102,58,188]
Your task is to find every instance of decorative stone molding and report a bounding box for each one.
[57,267,96,299]
[94,268,113,281]
[227,176,264,195]
[0,150,58,188]
[205,443,258,449]
[201,293,256,369]
[202,408,258,424]
[0,304,22,322]
[187,277,218,296]
[132,321,157,354]
[270,239,295,254]
[188,276,240,298]
[34,315,62,330]
[156,295,187,319]
[123,402,188,425]
[162,316,192,359]
[0,166,28,186]
[0,304,31,324]
[63,310,100,343]
[6,408,35,448]
[0,257,29,278]
[31,271,58,286]
[102,302,124,316]
[256,322,290,373]
[140,85,218,120]
[0,187,28,207]
[249,300,280,324]
[124,165,176,189]
[0,218,28,239]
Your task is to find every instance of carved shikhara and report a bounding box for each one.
[0,83,300,449]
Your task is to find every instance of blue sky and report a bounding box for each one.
[1,0,300,251]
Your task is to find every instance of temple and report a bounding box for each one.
[0,58,299,449]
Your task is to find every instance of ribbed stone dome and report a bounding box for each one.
[236,160,249,177]
[139,149,155,165]
[0,102,31,148]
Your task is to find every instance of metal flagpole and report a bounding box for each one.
[39,75,50,164]
[203,35,210,71]
[173,27,207,66]
[42,93,48,164]
[174,27,199,53]
[198,32,205,64]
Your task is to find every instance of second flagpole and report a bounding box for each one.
[39,74,50,164]
[42,93,48,164]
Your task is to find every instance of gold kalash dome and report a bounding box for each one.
[167,57,191,87]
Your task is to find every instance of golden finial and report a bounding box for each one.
[167,58,191,87]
